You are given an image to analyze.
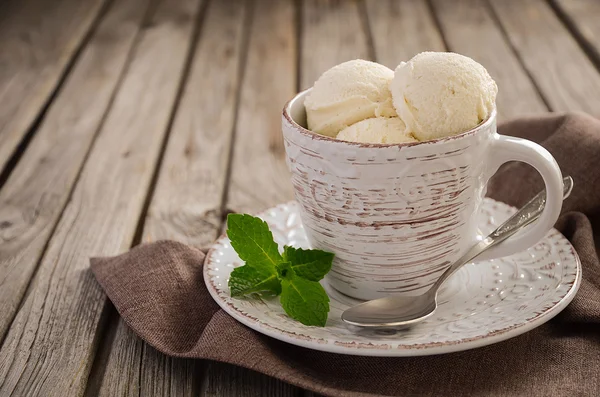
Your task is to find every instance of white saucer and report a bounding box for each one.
[204,199,581,356]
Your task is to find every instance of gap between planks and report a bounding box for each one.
[488,0,600,116]
[429,0,548,118]
[549,0,600,74]
[91,0,263,396]
[0,0,111,181]
[364,0,446,68]
[202,0,303,394]
[4,0,600,394]
[0,0,203,395]
[0,0,151,348]
[89,0,215,396]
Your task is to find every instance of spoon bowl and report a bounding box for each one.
[342,292,437,327]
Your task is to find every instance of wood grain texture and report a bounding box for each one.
[430,0,547,119]
[0,0,149,345]
[0,0,202,394]
[211,0,301,395]
[140,346,199,397]
[227,0,297,214]
[96,0,247,395]
[301,0,370,89]
[552,0,600,65]
[489,0,600,116]
[365,0,445,69]
[138,1,247,396]
[141,0,246,249]
[201,362,301,397]
[0,0,107,171]
[92,322,145,396]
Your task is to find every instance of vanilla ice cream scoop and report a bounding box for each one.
[390,52,497,141]
[336,117,417,144]
[304,60,397,137]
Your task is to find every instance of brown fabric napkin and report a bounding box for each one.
[91,113,600,397]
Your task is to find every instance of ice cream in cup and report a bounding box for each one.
[282,52,563,301]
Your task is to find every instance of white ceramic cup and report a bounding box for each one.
[282,89,563,300]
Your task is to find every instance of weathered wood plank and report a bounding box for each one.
[0,0,108,172]
[94,322,145,396]
[201,362,301,397]
[96,0,248,395]
[430,0,547,119]
[212,0,301,395]
[301,0,369,89]
[552,0,600,66]
[365,0,445,68]
[138,3,249,396]
[140,346,200,397]
[0,0,202,395]
[227,0,297,214]
[140,0,246,249]
[489,0,600,116]
[0,0,149,345]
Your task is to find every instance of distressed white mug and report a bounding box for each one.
[282,89,563,300]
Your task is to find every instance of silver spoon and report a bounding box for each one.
[342,176,574,329]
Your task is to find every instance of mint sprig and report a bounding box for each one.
[226,213,334,326]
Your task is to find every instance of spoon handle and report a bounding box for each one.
[430,176,573,292]
[491,175,573,240]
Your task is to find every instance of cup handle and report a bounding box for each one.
[475,134,563,261]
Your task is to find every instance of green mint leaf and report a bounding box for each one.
[227,214,282,270]
[229,264,281,297]
[276,261,293,279]
[283,246,334,281]
[279,267,330,327]
[226,213,334,326]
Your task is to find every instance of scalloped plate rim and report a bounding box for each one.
[204,200,581,357]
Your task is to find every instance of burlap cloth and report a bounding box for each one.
[91,113,600,397]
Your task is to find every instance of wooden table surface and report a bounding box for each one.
[0,0,599,395]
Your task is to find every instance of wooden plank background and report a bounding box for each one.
[0,0,108,172]
[0,0,202,394]
[0,0,147,348]
[0,0,599,396]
